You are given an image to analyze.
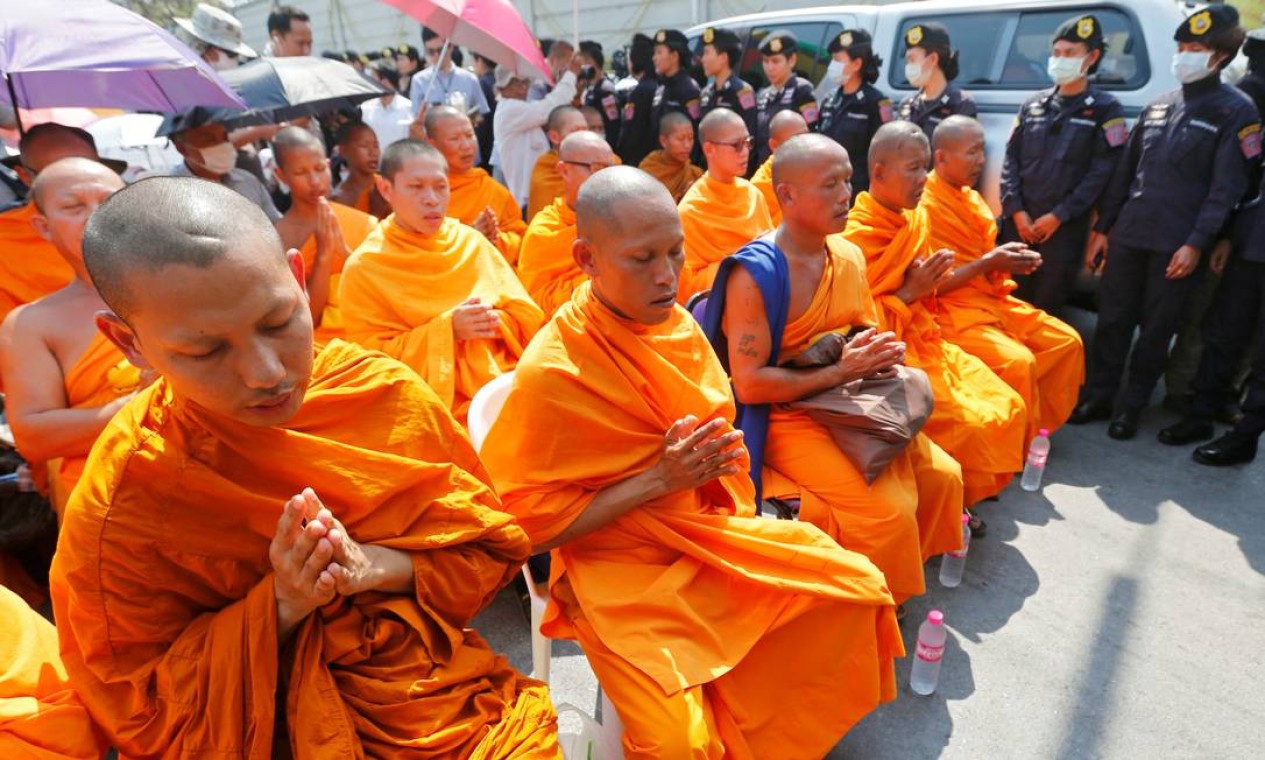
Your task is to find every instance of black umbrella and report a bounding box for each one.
[217,56,388,127]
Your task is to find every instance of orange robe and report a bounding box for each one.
[760,238,963,602]
[844,192,1027,505]
[526,150,566,222]
[50,340,560,758]
[447,168,528,265]
[0,585,107,759]
[481,284,901,759]
[517,196,585,316]
[0,203,74,326]
[920,172,1084,437]
[677,174,773,303]
[340,216,544,421]
[749,156,780,226]
[297,202,379,344]
[638,150,704,203]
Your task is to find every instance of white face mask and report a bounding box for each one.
[822,59,845,86]
[905,60,930,88]
[1047,55,1086,85]
[1172,50,1215,84]
[207,50,238,72]
[195,141,237,175]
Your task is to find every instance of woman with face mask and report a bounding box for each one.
[816,29,893,195]
[896,22,976,140]
[999,14,1126,314]
[1070,5,1260,443]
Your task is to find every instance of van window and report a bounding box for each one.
[741,22,843,89]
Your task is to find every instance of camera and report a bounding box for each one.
[579,65,598,80]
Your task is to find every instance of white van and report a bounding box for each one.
[687,0,1192,211]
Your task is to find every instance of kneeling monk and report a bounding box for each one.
[340,140,544,422]
[845,122,1026,509]
[920,116,1083,437]
[51,177,560,757]
[480,167,902,759]
[706,135,963,600]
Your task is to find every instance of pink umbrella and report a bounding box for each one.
[380,0,552,83]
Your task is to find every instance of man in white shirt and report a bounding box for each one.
[409,30,490,119]
[491,59,580,207]
[360,62,413,149]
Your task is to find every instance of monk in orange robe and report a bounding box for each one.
[426,106,530,265]
[330,121,391,218]
[518,131,617,315]
[677,109,773,303]
[342,140,543,422]
[272,127,379,344]
[481,167,901,759]
[638,111,703,203]
[0,159,142,518]
[527,105,588,220]
[748,110,809,227]
[920,117,1084,437]
[845,122,1026,513]
[713,135,962,603]
[0,585,107,758]
[50,176,559,757]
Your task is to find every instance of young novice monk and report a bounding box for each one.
[527,105,588,220]
[638,111,703,203]
[329,121,389,218]
[481,166,902,759]
[340,140,543,422]
[271,126,378,343]
[51,176,560,757]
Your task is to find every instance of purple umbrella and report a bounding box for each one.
[0,0,246,128]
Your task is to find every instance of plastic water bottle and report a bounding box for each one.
[1020,428,1051,492]
[939,514,971,588]
[909,610,947,696]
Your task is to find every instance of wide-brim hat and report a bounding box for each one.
[0,153,128,175]
[174,4,257,59]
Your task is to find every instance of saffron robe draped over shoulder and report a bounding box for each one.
[526,150,566,222]
[50,341,560,759]
[298,202,378,344]
[676,173,773,304]
[844,192,1026,505]
[638,150,703,204]
[480,283,901,759]
[517,197,586,317]
[340,216,544,421]
[919,172,1084,437]
[447,168,528,265]
[0,585,107,759]
[748,157,780,227]
[0,203,73,326]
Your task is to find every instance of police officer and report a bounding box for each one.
[1071,6,1260,440]
[1238,29,1265,117]
[1000,14,1126,314]
[699,27,758,138]
[615,33,659,167]
[897,22,977,141]
[816,29,893,195]
[754,31,819,167]
[578,40,621,150]
[651,29,702,136]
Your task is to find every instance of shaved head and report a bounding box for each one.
[379,139,446,181]
[932,115,986,188]
[868,121,931,211]
[769,110,809,151]
[931,115,983,153]
[577,166,673,243]
[83,177,283,317]
[423,104,469,138]
[869,121,929,169]
[771,133,846,188]
[771,135,854,236]
[559,131,616,206]
[30,157,121,213]
[700,109,749,182]
[272,125,326,169]
[698,108,744,143]
[546,106,587,149]
[658,110,693,136]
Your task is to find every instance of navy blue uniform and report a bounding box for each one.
[896,83,977,142]
[701,73,758,137]
[652,70,702,132]
[754,76,819,165]
[816,83,893,194]
[615,74,658,167]
[584,75,622,151]
[1085,77,1262,415]
[1000,86,1127,311]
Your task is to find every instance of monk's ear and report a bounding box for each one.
[285,249,308,295]
[29,210,52,242]
[775,181,794,210]
[658,132,670,150]
[573,236,599,277]
[96,312,153,371]
[374,174,394,206]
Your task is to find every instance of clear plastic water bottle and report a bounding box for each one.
[1020,428,1051,492]
[939,514,971,588]
[909,610,947,696]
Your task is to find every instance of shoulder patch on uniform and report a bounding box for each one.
[879,98,894,122]
[602,94,618,122]
[1103,117,1128,147]
[686,98,701,121]
[622,101,635,122]
[1240,123,1262,159]
[738,87,756,110]
[800,103,820,123]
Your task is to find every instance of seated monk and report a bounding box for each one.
[527,105,588,220]
[341,140,543,422]
[749,110,809,226]
[518,131,617,315]
[329,121,390,218]
[426,105,529,265]
[845,122,1026,516]
[704,135,963,604]
[0,158,143,518]
[0,584,107,758]
[920,117,1084,438]
[638,111,703,203]
[271,126,379,344]
[677,109,773,303]
[480,166,902,759]
[50,176,560,756]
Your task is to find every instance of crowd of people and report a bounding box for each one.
[0,1,1263,757]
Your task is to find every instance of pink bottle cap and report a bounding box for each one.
[1038,428,1050,436]
[927,610,944,625]
[961,513,970,525]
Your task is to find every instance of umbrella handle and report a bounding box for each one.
[419,39,452,107]
[5,75,24,138]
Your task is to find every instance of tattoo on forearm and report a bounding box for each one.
[737,334,759,358]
